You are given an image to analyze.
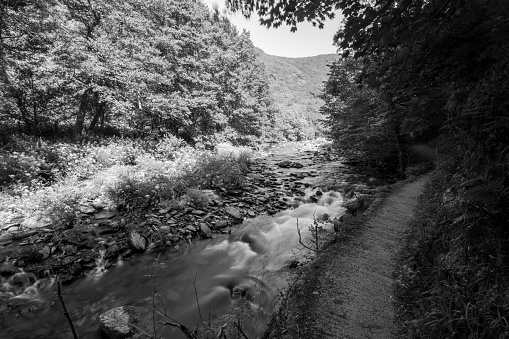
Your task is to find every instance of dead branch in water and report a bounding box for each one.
[234,321,249,339]
[159,320,197,339]
[56,276,79,339]
[193,272,206,328]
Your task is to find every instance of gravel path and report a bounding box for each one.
[265,175,429,339]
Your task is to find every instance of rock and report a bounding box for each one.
[213,220,229,229]
[224,207,242,220]
[191,210,206,216]
[199,223,212,238]
[17,247,43,264]
[11,230,38,241]
[277,160,292,168]
[315,190,323,197]
[343,198,363,215]
[77,205,96,214]
[127,230,147,253]
[291,162,304,168]
[289,260,300,269]
[309,195,319,203]
[61,244,78,255]
[61,256,77,266]
[92,199,106,210]
[185,225,197,233]
[99,306,133,339]
[95,210,117,220]
[0,265,18,277]
[39,245,51,259]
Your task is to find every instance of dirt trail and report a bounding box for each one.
[267,175,429,339]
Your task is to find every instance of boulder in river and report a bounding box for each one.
[127,230,147,253]
[199,223,212,238]
[99,306,133,339]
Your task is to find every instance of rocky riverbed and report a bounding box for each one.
[0,142,396,339]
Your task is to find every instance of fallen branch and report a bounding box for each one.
[234,321,249,339]
[193,272,205,328]
[296,218,317,253]
[159,321,196,339]
[128,322,155,339]
[56,276,79,339]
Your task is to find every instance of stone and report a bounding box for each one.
[224,207,242,220]
[191,210,206,216]
[61,256,77,266]
[213,220,229,229]
[185,225,197,233]
[199,223,212,238]
[277,160,292,168]
[92,199,106,209]
[289,260,300,269]
[11,230,37,241]
[99,306,133,339]
[127,230,147,253]
[77,205,96,214]
[39,245,51,259]
[95,210,117,220]
[0,265,18,278]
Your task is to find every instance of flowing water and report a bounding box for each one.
[0,142,389,339]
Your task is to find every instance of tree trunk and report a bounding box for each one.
[0,63,32,129]
[87,101,105,132]
[75,88,94,135]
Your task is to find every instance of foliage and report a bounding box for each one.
[0,137,253,228]
[0,0,280,142]
[320,58,402,170]
[395,164,509,338]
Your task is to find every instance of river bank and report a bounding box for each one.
[263,175,429,338]
[1,140,399,338]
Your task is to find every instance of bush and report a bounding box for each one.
[395,163,509,338]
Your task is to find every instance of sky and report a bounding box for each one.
[202,0,343,58]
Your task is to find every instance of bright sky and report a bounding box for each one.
[202,0,342,58]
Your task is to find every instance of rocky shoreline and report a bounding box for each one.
[0,148,351,286]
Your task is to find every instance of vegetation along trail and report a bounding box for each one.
[266,175,429,339]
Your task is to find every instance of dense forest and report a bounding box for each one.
[0,0,285,144]
[228,0,509,337]
[2,0,509,337]
[257,50,336,140]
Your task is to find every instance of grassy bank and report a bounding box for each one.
[0,135,254,231]
[395,158,509,337]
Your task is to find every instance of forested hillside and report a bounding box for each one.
[0,0,281,144]
[257,49,337,140]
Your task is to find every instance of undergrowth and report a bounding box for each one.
[395,159,509,338]
[0,135,254,228]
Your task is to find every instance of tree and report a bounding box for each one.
[1,0,280,142]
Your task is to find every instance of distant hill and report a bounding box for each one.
[257,48,338,139]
